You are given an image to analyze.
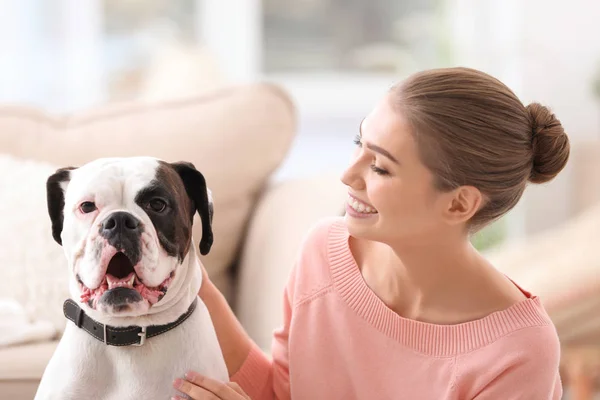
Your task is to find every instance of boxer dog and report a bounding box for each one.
[35,157,228,400]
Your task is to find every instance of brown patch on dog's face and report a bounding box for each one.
[134,162,194,262]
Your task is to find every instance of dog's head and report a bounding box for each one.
[46,157,213,317]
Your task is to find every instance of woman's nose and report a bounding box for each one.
[340,159,365,190]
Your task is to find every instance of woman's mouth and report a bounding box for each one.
[78,252,174,309]
[347,194,378,215]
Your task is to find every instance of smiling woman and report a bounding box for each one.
[189,67,569,400]
[342,67,569,246]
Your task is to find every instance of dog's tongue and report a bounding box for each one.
[106,272,136,290]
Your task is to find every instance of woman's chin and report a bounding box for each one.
[344,213,381,240]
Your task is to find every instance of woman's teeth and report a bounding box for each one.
[348,196,377,213]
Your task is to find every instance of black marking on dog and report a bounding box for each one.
[168,162,214,256]
[99,287,143,308]
[135,161,213,261]
[98,212,143,265]
[135,181,184,261]
[156,230,179,260]
[92,240,103,262]
[46,167,77,245]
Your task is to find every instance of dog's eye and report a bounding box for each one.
[148,199,167,213]
[80,201,97,214]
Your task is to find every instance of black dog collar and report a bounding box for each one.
[63,297,198,346]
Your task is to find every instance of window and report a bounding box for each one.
[263,0,448,75]
[103,0,198,100]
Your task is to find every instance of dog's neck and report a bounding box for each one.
[76,242,203,328]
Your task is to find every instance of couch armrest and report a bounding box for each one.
[234,173,347,350]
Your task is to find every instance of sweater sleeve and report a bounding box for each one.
[230,267,296,400]
[466,325,563,400]
[230,218,334,399]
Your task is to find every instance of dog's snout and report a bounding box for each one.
[101,212,140,236]
[99,211,142,264]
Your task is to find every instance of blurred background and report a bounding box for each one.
[2,0,600,246]
[1,0,599,399]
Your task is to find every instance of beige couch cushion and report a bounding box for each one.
[0,341,59,399]
[0,83,296,332]
[0,155,68,336]
[0,342,59,380]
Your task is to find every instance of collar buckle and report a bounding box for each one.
[133,326,147,346]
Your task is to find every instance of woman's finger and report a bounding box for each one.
[180,372,242,399]
[173,377,218,399]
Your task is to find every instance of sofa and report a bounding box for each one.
[0,83,347,398]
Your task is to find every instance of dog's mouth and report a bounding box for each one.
[79,252,174,309]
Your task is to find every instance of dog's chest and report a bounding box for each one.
[37,302,227,400]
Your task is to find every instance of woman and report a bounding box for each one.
[172,67,569,399]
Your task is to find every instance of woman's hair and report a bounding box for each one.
[391,67,570,230]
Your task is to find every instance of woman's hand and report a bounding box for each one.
[172,372,250,400]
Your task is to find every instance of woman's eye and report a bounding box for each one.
[80,202,97,214]
[148,199,167,213]
[371,165,389,176]
[353,134,389,176]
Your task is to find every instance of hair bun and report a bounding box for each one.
[526,103,570,184]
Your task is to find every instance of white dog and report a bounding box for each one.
[35,157,228,400]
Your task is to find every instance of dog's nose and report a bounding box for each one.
[101,212,140,235]
[99,212,142,263]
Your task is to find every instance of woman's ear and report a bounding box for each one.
[443,185,483,225]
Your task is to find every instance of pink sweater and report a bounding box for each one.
[231,217,562,399]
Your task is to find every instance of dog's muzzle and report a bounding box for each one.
[99,211,143,264]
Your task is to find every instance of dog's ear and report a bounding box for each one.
[170,162,214,256]
[46,167,77,245]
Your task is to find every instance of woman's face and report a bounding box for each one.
[340,95,464,247]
